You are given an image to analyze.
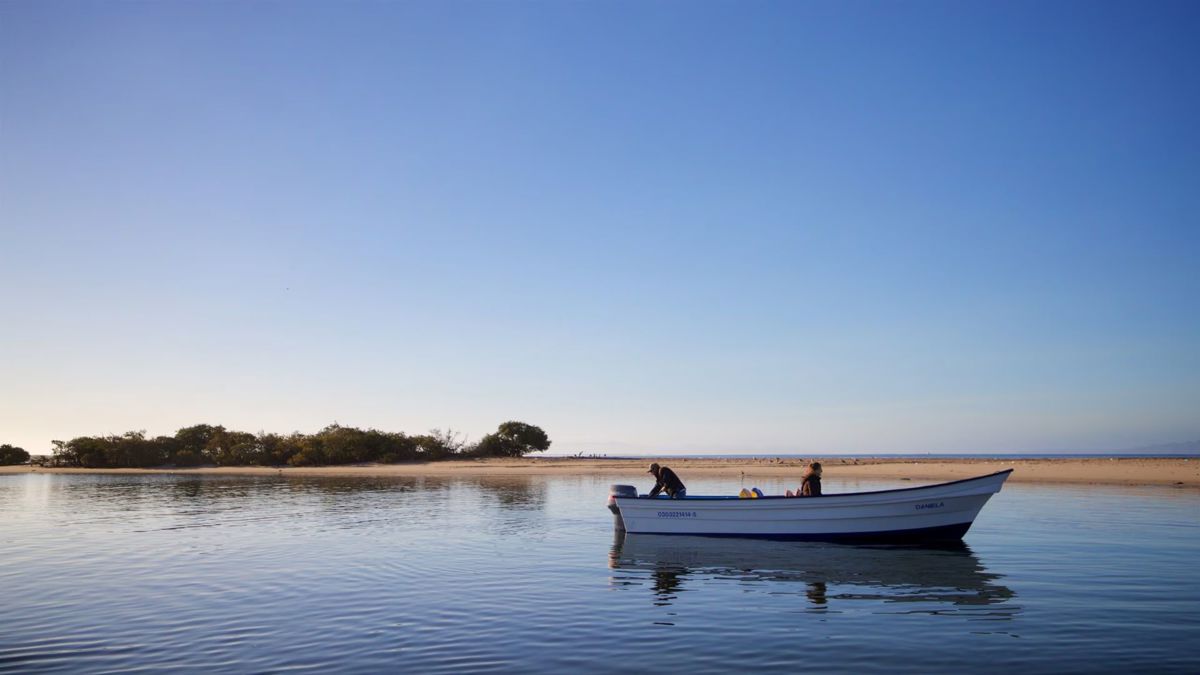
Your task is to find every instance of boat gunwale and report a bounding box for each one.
[619,468,1014,501]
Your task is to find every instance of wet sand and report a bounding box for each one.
[3,457,1197,488]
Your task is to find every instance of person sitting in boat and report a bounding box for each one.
[647,463,687,499]
[799,462,823,497]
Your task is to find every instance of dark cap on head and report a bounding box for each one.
[648,463,660,474]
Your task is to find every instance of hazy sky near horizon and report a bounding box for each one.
[2,1,1198,455]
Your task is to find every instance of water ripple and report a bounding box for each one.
[1,474,1197,673]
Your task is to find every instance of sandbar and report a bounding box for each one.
[2,457,1197,488]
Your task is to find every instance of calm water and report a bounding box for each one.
[2,473,1197,673]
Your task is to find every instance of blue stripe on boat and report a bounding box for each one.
[626,522,974,543]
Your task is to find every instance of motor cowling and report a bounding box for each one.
[608,484,637,530]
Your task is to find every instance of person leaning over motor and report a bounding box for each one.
[647,463,687,499]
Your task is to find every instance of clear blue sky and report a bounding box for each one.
[2,1,1197,455]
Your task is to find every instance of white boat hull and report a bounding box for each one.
[608,470,1012,543]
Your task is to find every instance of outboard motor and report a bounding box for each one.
[608,484,638,531]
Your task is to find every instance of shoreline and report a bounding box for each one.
[2,456,1197,488]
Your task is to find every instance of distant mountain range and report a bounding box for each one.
[548,439,1200,458]
[1119,440,1200,455]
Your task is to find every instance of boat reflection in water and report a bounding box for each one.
[610,532,1017,615]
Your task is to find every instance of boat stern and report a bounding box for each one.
[608,484,637,531]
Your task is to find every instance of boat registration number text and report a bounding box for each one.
[657,511,698,518]
[915,501,945,510]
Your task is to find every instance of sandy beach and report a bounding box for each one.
[3,456,1196,488]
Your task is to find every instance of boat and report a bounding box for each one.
[606,469,1012,543]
